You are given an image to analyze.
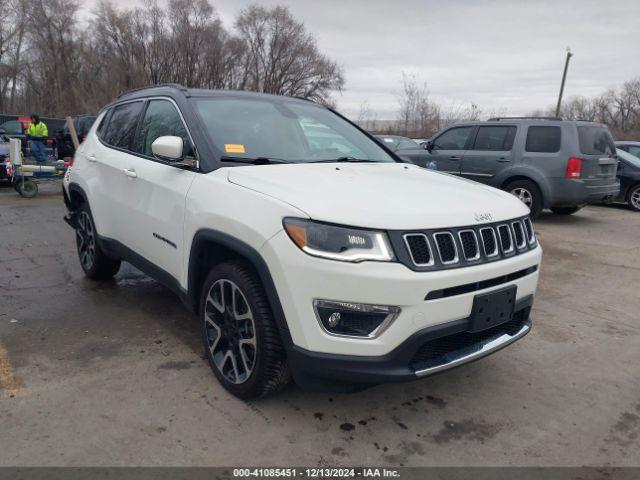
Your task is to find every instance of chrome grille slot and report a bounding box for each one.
[480,227,498,258]
[458,230,480,261]
[434,232,458,264]
[497,224,514,253]
[523,217,535,244]
[511,221,526,249]
[403,234,434,266]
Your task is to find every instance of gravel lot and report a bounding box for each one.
[0,182,638,467]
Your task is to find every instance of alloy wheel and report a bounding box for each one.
[76,211,96,271]
[510,187,533,208]
[631,188,640,210]
[204,279,257,384]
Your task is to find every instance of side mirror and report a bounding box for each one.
[425,140,434,152]
[151,136,183,162]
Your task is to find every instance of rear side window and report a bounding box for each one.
[101,102,144,150]
[472,126,516,151]
[525,126,561,153]
[578,126,615,155]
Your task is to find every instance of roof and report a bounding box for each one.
[115,84,318,105]
[615,140,640,146]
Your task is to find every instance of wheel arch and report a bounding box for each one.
[66,182,89,210]
[500,174,548,207]
[187,229,293,347]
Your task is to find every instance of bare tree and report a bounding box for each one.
[396,72,439,137]
[233,5,344,104]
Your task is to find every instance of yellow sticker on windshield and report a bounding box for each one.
[225,144,246,154]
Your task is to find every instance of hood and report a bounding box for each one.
[227,163,529,230]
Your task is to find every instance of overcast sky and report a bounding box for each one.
[85,0,640,120]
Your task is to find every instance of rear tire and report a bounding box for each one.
[504,179,542,218]
[627,184,640,212]
[75,203,121,280]
[200,261,290,399]
[550,206,581,215]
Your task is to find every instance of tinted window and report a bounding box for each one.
[101,102,143,150]
[433,127,473,150]
[136,100,193,157]
[627,145,640,158]
[525,126,561,153]
[472,126,516,151]
[578,126,615,155]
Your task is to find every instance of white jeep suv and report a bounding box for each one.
[63,85,542,399]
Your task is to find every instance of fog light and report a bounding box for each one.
[313,300,400,338]
[327,312,341,328]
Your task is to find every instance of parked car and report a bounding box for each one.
[56,115,97,159]
[614,148,640,211]
[398,117,620,218]
[374,134,419,151]
[63,85,542,398]
[615,141,640,159]
[0,117,64,159]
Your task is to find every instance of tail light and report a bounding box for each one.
[566,157,582,179]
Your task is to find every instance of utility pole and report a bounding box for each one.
[555,47,573,118]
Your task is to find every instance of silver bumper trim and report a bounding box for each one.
[414,321,531,377]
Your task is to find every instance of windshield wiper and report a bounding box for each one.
[220,156,290,165]
[307,157,377,163]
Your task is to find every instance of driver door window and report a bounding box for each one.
[433,127,473,150]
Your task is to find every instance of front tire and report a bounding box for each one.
[200,261,290,399]
[627,185,640,212]
[75,203,121,280]
[504,179,542,218]
[550,206,581,215]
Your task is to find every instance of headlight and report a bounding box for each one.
[283,218,394,262]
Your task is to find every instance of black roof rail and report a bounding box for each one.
[117,83,188,99]
[488,116,563,121]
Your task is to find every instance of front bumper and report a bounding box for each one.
[288,296,532,388]
[261,230,541,357]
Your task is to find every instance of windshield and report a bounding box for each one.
[193,97,397,163]
[617,148,640,169]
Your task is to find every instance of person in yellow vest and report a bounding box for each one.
[27,114,49,163]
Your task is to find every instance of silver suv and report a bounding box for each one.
[399,117,620,218]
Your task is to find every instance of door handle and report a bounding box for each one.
[497,158,511,163]
[449,156,461,161]
[87,155,97,163]
[123,168,137,178]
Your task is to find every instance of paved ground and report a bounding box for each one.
[0,182,639,467]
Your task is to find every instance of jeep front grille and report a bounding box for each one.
[390,216,536,271]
